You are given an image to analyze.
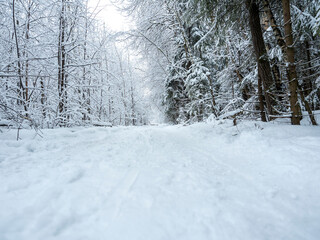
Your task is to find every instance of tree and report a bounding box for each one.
[246,0,274,119]
[121,0,320,125]
[0,0,150,128]
[185,58,212,121]
[282,0,301,125]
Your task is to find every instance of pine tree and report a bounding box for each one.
[164,60,189,123]
[185,58,212,122]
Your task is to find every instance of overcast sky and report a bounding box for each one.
[88,0,131,32]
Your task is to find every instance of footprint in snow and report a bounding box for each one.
[67,169,85,184]
[26,144,37,153]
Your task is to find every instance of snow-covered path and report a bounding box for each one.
[1,121,320,240]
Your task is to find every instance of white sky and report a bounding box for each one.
[88,0,131,32]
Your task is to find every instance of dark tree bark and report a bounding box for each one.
[281,0,301,125]
[262,0,287,53]
[258,72,267,122]
[40,78,46,119]
[265,42,283,103]
[12,0,28,115]
[303,40,313,96]
[24,0,32,106]
[262,0,286,104]
[58,0,66,125]
[263,0,316,125]
[246,0,274,119]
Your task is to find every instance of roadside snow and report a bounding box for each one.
[0,120,320,240]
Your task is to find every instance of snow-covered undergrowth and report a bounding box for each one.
[0,120,320,240]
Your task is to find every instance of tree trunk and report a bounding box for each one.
[282,0,301,125]
[265,42,283,104]
[12,0,28,114]
[262,0,287,54]
[263,0,316,124]
[258,72,267,122]
[82,0,89,121]
[246,0,274,118]
[303,40,313,96]
[208,76,218,117]
[298,88,317,125]
[24,0,32,106]
[58,0,66,125]
[40,78,46,119]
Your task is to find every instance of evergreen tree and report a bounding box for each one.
[164,58,189,123]
[185,58,212,122]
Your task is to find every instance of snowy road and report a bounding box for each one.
[1,121,320,240]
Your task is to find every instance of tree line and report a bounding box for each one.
[0,0,149,128]
[125,0,320,125]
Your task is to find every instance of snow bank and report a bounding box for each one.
[0,120,319,240]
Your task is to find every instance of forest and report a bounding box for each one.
[0,0,149,128]
[1,1,320,240]
[1,0,320,128]
[125,0,320,125]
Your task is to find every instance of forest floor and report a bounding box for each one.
[0,119,320,240]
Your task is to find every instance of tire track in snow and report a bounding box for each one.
[111,169,140,220]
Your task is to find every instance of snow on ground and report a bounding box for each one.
[0,120,320,240]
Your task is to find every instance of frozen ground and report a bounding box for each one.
[0,120,320,240]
